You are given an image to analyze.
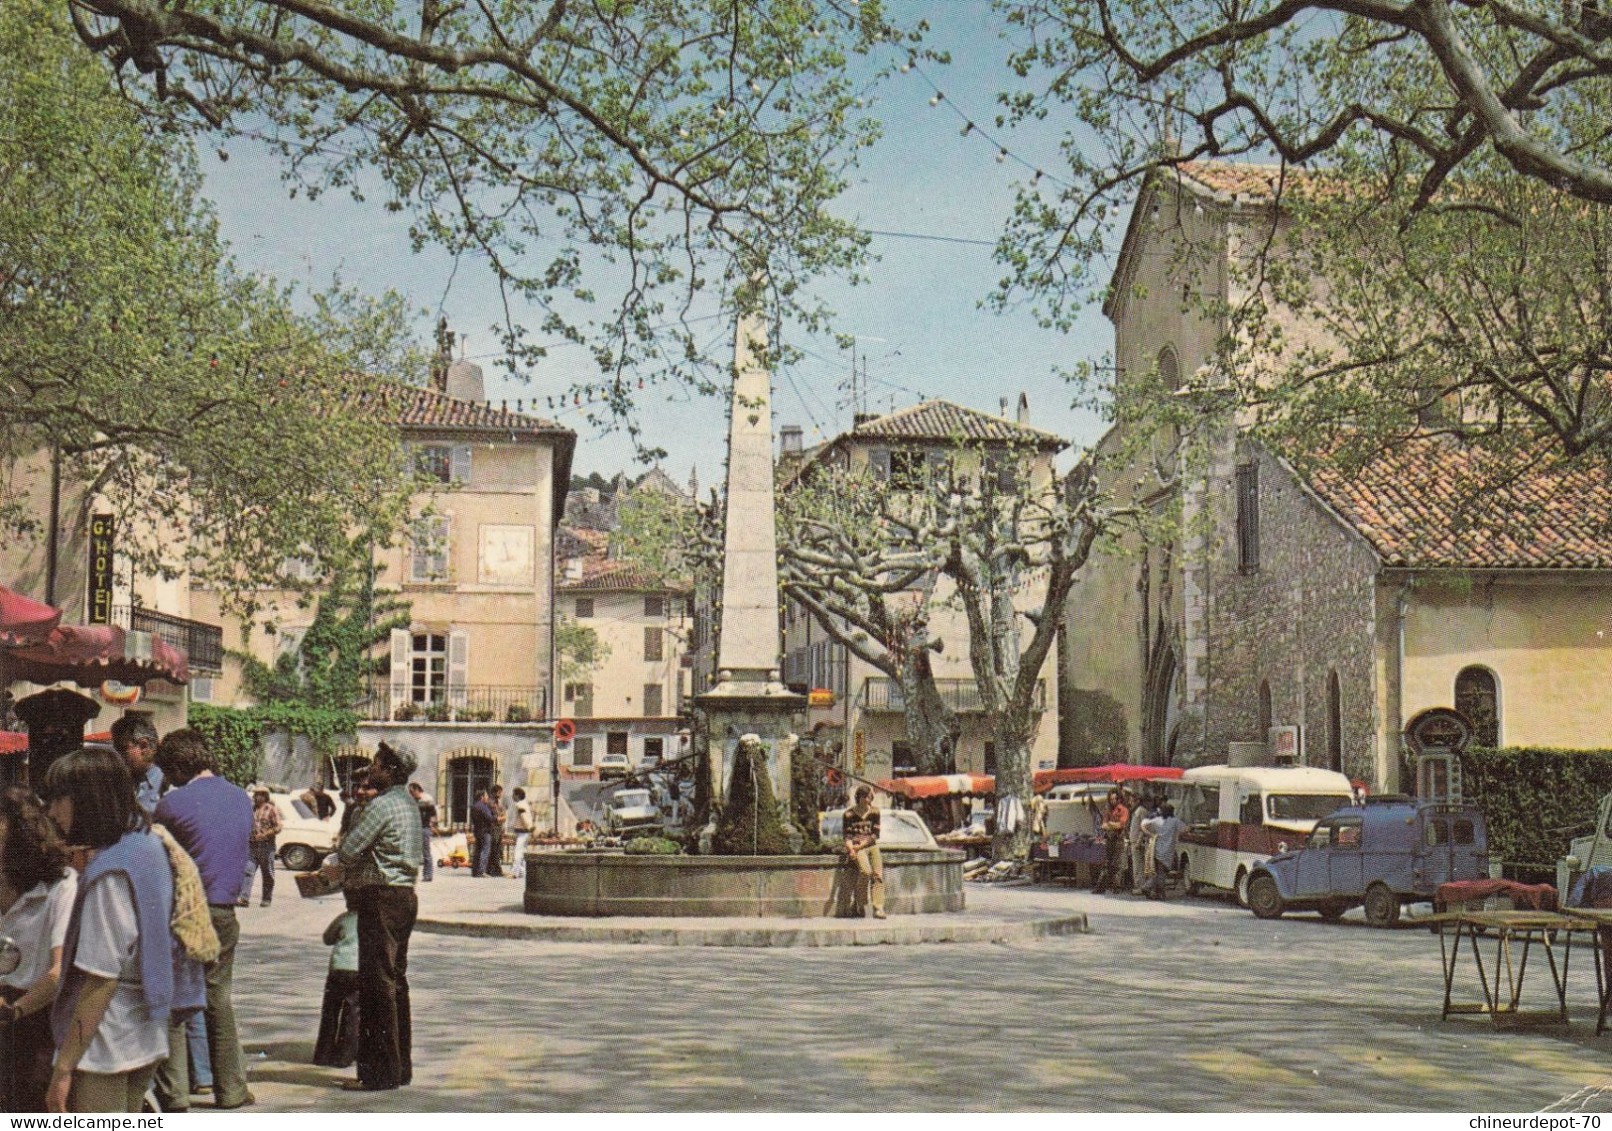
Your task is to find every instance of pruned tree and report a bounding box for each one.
[777,461,959,775]
[936,449,1137,861]
[62,0,909,448]
[1,0,424,612]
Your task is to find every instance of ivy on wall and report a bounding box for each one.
[1459,747,1612,876]
[189,702,358,788]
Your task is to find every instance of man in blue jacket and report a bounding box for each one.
[152,729,254,1110]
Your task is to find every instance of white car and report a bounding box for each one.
[606,788,662,836]
[259,789,346,872]
[818,808,940,849]
[597,752,631,780]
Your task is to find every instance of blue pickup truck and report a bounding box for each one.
[1246,798,1488,927]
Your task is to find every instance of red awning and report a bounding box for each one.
[0,585,62,648]
[5,624,188,687]
[878,774,997,801]
[0,732,26,756]
[1032,764,1183,791]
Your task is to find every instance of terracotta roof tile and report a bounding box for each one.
[849,400,1066,449]
[349,381,570,437]
[558,561,689,593]
[1304,438,1612,569]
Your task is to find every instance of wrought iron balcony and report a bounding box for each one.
[111,605,224,676]
[360,676,547,724]
[859,676,1046,714]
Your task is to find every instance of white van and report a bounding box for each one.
[1166,765,1354,905]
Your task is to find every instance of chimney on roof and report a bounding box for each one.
[1017,392,1029,426]
[853,412,878,428]
[779,425,803,456]
[999,396,1009,418]
[446,355,485,403]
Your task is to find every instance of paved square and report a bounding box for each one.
[226,874,1612,1111]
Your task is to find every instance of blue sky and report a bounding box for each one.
[202,2,1118,482]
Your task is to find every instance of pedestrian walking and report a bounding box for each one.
[311,909,360,1069]
[408,783,437,883]
[1128,793,1157,896]
[241,790,280,908]
[470,789,497,878]
[151,729,254,1110]
[110,715,162,817]
[42,748,196,1113]
[509,788,532,880]
[1142,803,1188,901]
[1091,789,1130,895]
[322,742,422,1093]
[0,787,76,1112]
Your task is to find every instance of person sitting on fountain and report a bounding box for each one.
[843,786,886,919]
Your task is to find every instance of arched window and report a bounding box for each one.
[444,753,498,828]
[1326,671,1343,773]
[1258,680,1272,739]
[1157,346,1180,391]
[1454,667,1500,748]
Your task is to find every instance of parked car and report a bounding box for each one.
[261,789,346,872]
[1557,789,1612,898]
[606,788,662,837]
[597,751,631,780]
[819,808,941,849]
[1246,798,1488,927]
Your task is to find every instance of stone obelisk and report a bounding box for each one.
[696,309,805,804]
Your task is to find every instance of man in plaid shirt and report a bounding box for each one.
[324,742,422,1092]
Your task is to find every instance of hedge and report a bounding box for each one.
[1458,746,1612,874]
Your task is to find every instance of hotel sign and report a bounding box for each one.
[87,514,115,626]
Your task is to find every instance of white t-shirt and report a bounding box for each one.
[67,873,169,1075]
[513,800,532,834]
[0,872,76,990]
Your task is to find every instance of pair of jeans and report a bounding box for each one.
[511,833,530,879]
[349,885,417,1090]
[473,829,500,876]
[243,840,275,903]
[420,827,434,882]
[154,907,248,1109]
[187,1011,212,1088]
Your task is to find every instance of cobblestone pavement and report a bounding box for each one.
[226,873,1612,1111]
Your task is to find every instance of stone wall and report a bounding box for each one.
[1201,444,1381,780]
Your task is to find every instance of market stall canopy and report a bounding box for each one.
[877,773,996,801]
[0,732,25,756]
[1033,765,1183,791]
[5,624,188,686]
[0,585,61,647]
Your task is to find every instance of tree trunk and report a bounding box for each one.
[990,716,1034,861]
[902,649,957,776]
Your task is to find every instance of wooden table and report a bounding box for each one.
[1554,907,1612,1034]
[1433,910,1598,1027]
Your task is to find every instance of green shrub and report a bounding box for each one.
[624,836,682,855]
[712,738,794,855]
[789,746,825,853]
[1459,746,1612,874]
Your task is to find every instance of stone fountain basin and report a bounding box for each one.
[523,849,965,917]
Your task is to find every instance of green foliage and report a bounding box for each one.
[623,836,683,856]
[67,0,900,457]
[612,488,711,586]
[239,542,410,711]
[189,702,359,787]
[0,0,424,610]
[711,740,795,856]
[1459,747,1612,872]
[555,618,611,686]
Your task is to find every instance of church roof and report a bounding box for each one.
[1301,437,1612,570]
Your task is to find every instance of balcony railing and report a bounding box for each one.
[111,605,224,676]
[859,676,1046,714]
[360,676,547,724]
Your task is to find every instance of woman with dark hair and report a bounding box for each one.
[39,748,191,1113]
[0,787,76,1111]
